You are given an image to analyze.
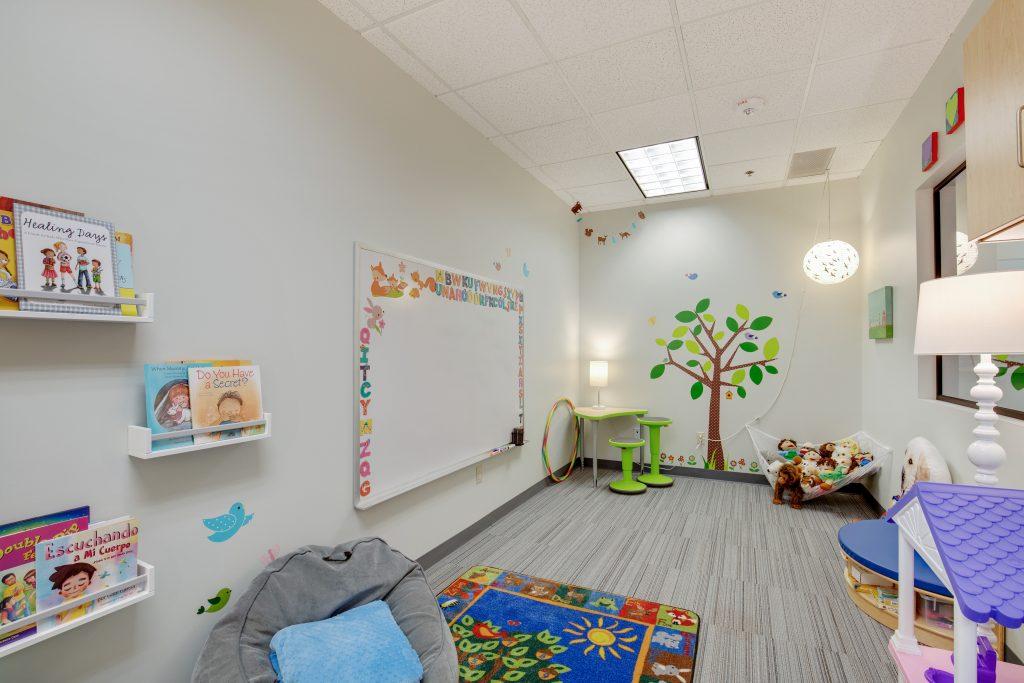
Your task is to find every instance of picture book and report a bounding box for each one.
[0,204,17,312]
[12,203,120,315]
[169,359,252,366]
[0,508,90,648]
[0,506,90,539]
[189,365,263,445]
[34,517,139,632]
[113,231,137,317]
[145,363,212,451]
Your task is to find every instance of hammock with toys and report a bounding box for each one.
[746,426,891,501]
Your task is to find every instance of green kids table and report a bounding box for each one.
[636,417,673,487]
[573,406,648,487]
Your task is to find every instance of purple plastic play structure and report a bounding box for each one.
[886,482,1024,682]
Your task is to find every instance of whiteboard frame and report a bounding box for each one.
[352,243,525,510]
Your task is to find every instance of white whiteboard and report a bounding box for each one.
[353,244,524,509]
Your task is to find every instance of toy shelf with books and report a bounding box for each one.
[0,561,155,659]
[128,412,272,459]
[0,290,154,323]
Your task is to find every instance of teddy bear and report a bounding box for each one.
[800,473,822,493]
[817,442,838,471]
[772,462,804,509]
[833,443,855,475]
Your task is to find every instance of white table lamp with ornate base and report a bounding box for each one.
[914,271,1024,486]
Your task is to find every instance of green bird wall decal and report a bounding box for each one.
[197,587,232,615]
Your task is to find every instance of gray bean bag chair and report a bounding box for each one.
[192,537,458,682]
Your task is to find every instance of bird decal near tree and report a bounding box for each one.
[650,298,781,470]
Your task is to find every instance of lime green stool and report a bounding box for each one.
[608,438,647,495]
[637,417,673,488]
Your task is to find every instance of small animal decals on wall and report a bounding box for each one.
[597,235,607,245]
[570,201,583,215]
[744,332,759,341]
[493,261,502,271]
[684,273,698,280]
[584,228,593,237]
[203,502,253,543]
[522,262,530,277]
[772,290,788,299]
[363,298,385,335]
[619,232,631,239]
[197,587,232,615]
[505,247,511,257]
[637,210,646,220]
[260,545,281,565]
[648,316,656,326]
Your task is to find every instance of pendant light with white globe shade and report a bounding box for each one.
[803,171,860,284]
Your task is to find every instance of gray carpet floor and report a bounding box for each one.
[425,471,898,682]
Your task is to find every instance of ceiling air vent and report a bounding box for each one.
[788,148,835,179]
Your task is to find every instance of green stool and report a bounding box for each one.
[637,417,673,488]
[608,438,647,495]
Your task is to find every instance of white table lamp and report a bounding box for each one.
[914,271,1024,485]
[590,360,608,408]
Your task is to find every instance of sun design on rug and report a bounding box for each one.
[563,616,638,660]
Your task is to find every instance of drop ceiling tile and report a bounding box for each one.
[516,0,675,60]
[320,0,374,30]
[712,180,785,196]
[700,120,796,166]
[358,0,435,22]
[805,40,942,115]
[558,29,688,114]
[362,28,448,94]
[490,136,537,167]
[819,0,975,62]
[692,69,808,134]
[829,141,881,173]
[385,0,547,89]
[647,190,710,204]
[554,189,576,204]
[524,166,558,187]
[706,155,789,189]
[457,64,583,135]
[507,117,608,166]
[540,154,630,188]
[565,180,643,206]
[592,94,698,152]
[796,100,905,151]
[681,0,826,89]
[675,0,761,24]
[437,92,499,138]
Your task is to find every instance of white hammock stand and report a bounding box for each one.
[746,425,892,501]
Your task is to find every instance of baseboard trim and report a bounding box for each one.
[582,457,768,485]
[417,463,570,570]
[1007,646,1022,666]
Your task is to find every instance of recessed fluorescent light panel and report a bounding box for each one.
[617,137,708,198]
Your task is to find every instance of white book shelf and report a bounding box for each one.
[0,290,154,323]
[128,412,272,459]
[0,561,155,659]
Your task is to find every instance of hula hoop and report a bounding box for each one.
[541,397,580,483]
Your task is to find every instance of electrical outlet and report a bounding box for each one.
[475,463,483,484]
[634,426,642,440]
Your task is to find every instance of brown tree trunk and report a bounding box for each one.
[706,381,724,470]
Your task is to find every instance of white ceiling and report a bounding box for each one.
[321,0,973,212]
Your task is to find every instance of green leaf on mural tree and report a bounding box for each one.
[690,382,704,400]
[736,304,750,320]
[750,365,764,385]
[650,364,666,379]
[702,361,712,372]
[763,337,780,360]
[695,298,711,313]
[686,359,699,367]
[995,354,1009,361]
[676,310,697,323]
[765,365,779,375]
[731,369,746,384]
[667,339,683,350]
[997,366,1008,377]
[739,342,758,352]
[737,386,747,399]
[726,316,739,332]
[714,331,725,341]
[1012,366,1024,391]
[692,325,702,336]
[750,315,773,330]
[672,326,689,338]
[656,338,667,346]
[702,313,715,323]
[685,340,701,354]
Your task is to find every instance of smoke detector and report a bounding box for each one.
[736,97,765,116]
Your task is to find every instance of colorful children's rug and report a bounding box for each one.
[438,566,700,682]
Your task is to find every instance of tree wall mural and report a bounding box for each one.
[995,356,1024,391]
[649,298,781,470]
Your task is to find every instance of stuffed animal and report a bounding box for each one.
[772,463,804,509]
[837,438,861,457]
[817,442,838,471]
[799,442,821,462]
[833,443,854,475]
[798,459,820,478]
[800,474,822,493]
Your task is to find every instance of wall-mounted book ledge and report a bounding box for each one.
[128,412,272,459]
[0,291,154,323]
[0,561,154,659]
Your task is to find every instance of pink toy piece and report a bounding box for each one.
[924,637,997,683]
[890,642,1024,683]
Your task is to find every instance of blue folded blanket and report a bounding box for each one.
[269,600,423,682]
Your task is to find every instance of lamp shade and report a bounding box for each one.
[803,240,860,284]
[589,360,608,387]
[914,271,1024,355]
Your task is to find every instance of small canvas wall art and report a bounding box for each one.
[945,87,965,134]
[922,132,939,172]
[868,286,894,340]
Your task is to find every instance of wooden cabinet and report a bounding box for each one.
[964,0,1024,241]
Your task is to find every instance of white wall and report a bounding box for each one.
[578,182,863,472]
[0,1,578,680]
